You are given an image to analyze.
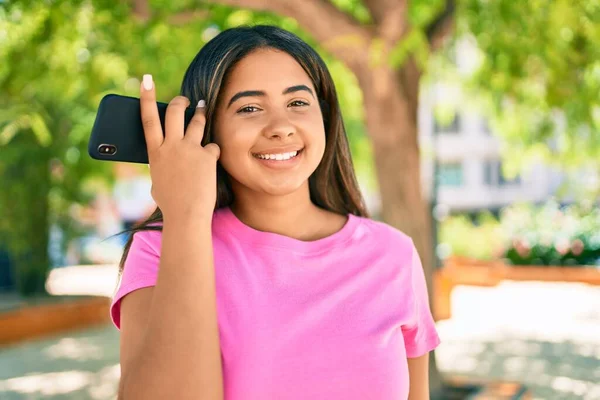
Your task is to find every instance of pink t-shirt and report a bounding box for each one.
[110,207,440,399]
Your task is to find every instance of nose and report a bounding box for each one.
[263,112,296,139]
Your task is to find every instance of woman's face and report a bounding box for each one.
[213,48,326,197]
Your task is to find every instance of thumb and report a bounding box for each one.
[203,142,221,160]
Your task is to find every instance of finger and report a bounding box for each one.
[139,74,163,152]
[184,100,207,144]
[203,143,221,160]
[164,95,189,142]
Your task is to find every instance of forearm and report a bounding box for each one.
[121,217,223,400]
[407,354,430,400]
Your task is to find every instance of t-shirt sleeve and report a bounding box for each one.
[402,240,441,358]
[110,229,161,330]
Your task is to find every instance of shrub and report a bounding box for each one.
[439,200,600,267]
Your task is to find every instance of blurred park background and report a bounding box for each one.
[1,0,600,399]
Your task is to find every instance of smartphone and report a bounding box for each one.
[88,94,196,164]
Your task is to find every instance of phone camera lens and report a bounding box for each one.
[98,144,117,156]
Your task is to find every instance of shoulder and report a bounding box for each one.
[130,225,163,255]
[356,216,413,245]
[353,216,415,259]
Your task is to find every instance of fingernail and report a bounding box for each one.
[197,100,206,108]
[142,74,153,91]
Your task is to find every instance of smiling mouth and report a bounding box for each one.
[252,148,304,161]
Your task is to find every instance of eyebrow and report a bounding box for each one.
[227,85,315,108]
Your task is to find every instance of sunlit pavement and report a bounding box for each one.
[0,265,121,400]
[436,282,600,399]
[0,266,599,399]
[0,326,120,400]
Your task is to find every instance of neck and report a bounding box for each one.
[229,182,326,241]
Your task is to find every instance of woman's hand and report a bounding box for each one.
[139,74,220,223]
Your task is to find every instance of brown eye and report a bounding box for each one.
[289,100,309,107]
[238,106,260,114]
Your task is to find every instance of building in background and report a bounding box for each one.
[355,38,593,218]
[418,84,565,216]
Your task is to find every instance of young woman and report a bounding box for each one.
[112,25,440,400]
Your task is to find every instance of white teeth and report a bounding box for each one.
[256,150,300,160]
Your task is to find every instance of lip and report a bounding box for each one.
[251,145,304,156]
[252,148,304,170]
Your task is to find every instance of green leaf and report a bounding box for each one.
[29,112,52,147]
[389,28,430,69]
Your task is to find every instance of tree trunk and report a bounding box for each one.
[355,62,444,394]
[3,133,51,297]
[15,179,51,297]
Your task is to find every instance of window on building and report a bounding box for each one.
[434,114,461,134]
[499,170,521,185]
[482,119,493,136]
[484,161,494,185]
[438,162,464,187]
[483,160,521,186]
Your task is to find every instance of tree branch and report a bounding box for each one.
[362,0,403,25]
[202,0,373,69]
[131,0,150,20]
[168,10,211,25]
[371,0,408,43]
[362,0,408,42]
[425,0,455,52]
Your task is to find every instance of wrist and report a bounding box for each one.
[162,208,213,229]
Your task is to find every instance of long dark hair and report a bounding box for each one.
[116,25,368,279]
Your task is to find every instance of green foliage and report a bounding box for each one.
[1,0,117,294]
[363,0,446,69]
[445,0,600,177]
[439,211,504,261]
[440,201,600,266]
[501,201,600,266]
[388,0,447,69]
[389,28,429,69]
[329,0,371,24]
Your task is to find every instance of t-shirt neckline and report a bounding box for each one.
[214,206,360,254]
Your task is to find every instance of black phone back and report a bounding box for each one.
[88,94,195,164]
